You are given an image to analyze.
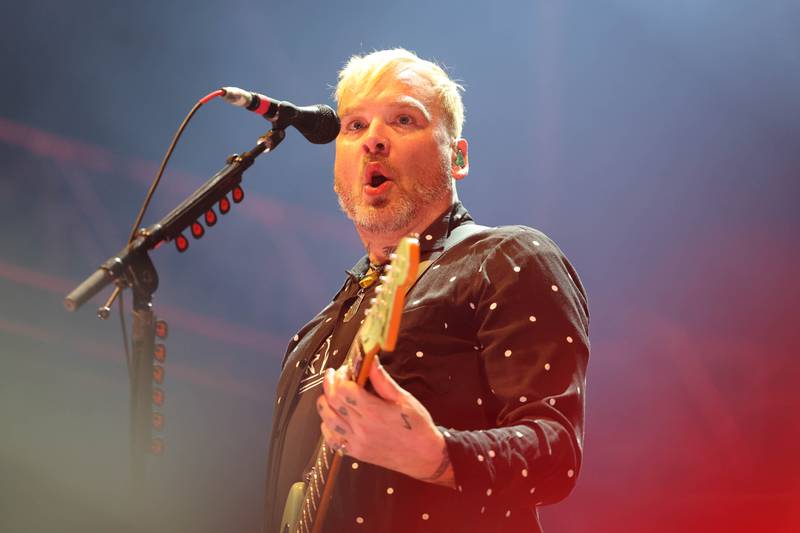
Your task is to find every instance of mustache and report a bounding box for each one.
[361,157,395,175]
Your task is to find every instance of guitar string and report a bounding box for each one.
[297,334,363,532]
[293,244,410,531]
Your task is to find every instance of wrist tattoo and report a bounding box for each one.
[400,413,412,430]
[421,445,451,482]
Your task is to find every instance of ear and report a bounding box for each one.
[451,138,469,181]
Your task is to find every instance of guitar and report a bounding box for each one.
[279,236,421,533]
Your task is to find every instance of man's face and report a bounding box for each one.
[334,65,453,234]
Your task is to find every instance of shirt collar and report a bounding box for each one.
[345,201,474,282]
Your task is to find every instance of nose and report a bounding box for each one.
[362,121,390,156]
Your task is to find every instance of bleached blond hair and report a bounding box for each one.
[335,48,465,140]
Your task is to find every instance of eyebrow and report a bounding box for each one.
[339,96,432,121]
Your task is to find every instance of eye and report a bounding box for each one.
[396,114,414,126]
[345,119,366,131]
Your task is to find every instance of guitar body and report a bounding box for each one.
[279,236,420,533]
[279,481,306,532]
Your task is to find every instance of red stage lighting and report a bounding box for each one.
[152,388,164,407]
[232,185,244,203]
[219,196,231,214]
[155,320,168,339]
[191,221,204,239]
[154,343,166,362]
[175,234,189,252]
[150,438,164,456]
[205,208,217,226]
[152,412,164,431]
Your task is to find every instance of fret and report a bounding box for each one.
[301,507,309,533]
[310,488,318,512]
[312,470,320,498]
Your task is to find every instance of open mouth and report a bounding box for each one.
[363,163,393,195]
[369,174,389,187]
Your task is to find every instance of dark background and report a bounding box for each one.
[1,1,798,531]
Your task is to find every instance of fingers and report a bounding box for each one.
[316,393,353,438]
[320,421,347,453]
[369,355,404,403]
[323,367,364,418]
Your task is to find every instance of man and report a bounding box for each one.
[263,49,589,532]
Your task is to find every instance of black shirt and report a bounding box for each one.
[264,202,589,532]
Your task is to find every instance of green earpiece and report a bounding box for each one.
[455,149,465,168]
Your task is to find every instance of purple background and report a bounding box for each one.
[1,1,798,531]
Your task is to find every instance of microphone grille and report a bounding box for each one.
[304,105,341,144]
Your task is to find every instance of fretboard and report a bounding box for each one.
[293,338,366,533]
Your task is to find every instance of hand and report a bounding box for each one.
[316,356,455,488]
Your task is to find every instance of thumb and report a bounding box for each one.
[369,356,404,403]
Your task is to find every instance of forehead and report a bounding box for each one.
[338,64,440,117]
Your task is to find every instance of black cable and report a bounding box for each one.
[126,90,224,244]
[119,290,132,380]
[117,89,224,377]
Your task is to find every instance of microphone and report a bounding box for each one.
[220,87,340,144]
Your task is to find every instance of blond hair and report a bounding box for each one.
[335,48,465,139]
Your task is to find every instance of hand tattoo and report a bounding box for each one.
[400,413,412,430]
[345,396,357,406]
[338,406,348,417]
[334,425,347,435]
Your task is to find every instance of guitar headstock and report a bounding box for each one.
[347,236,419,381]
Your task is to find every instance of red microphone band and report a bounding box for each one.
[247,93,272,116]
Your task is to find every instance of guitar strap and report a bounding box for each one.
[404,222,490,297]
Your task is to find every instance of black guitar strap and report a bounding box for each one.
[404,222,490,297]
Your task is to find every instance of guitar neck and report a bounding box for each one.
[294,338,371,533]
[286,236,420,533]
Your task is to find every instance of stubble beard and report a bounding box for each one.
[334,157,453,234]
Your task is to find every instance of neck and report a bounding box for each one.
[357,201,452,264]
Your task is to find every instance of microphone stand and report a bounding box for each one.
[64,127,286,499]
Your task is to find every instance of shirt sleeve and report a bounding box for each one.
[440,227,589,507]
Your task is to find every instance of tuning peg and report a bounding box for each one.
[390,253,397,260]
[385,265,392,271]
